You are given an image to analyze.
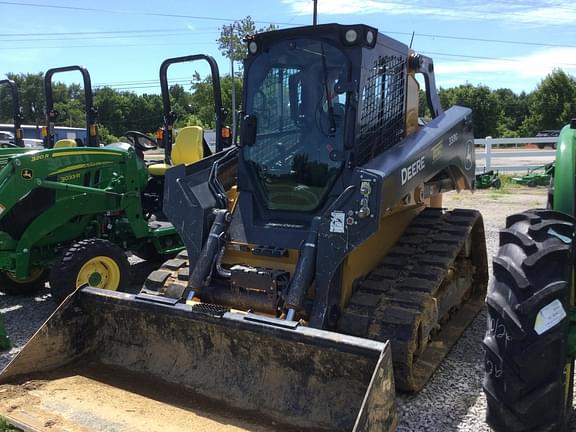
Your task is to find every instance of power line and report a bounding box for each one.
[422,51,576,67]
[0,24,572,51]
[0,28,195,37]
[0,41,214,50]
[3,0,575,33]
[388,31,576,50]
[1,31,218,43]
[0,1,303,26]
[93,77,192,86]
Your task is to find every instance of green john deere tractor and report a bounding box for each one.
[484,119,576,431]
[0,60,226,302]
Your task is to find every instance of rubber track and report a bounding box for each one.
[142,249,190,298]
[339,207,488,392]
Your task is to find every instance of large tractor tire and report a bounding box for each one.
[50,238,130,304]
[0,268,48,295]
[484,209,575,432]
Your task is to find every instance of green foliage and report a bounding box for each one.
[217,16,277,62]
[519,69,576,136]
[1,73,44,125]
[0,417,20,431]
[1,65,574,141]
[439,84,500,138]
[97,124,119,144]
[189,74,242,128]
[94,88,163,136]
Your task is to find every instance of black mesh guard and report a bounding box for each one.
[190,302,230,317]
[356,55,406,165]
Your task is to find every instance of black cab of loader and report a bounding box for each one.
[161,24,479,319]
[43,65,98,148]
[0,79,25,148]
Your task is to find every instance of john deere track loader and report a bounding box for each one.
[0,24,487,431]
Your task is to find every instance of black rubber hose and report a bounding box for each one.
[284,216,321,311]
[189,209,230,292]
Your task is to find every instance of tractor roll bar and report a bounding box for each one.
[44,65,98,148]
[0,79,24,147]
[159,54,227,162]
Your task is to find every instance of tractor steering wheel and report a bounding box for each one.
[124,131,158,159]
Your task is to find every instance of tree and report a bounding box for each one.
[0,73,44,125]
[189,74,243,128]
[519,69,576,136]
[217,16,277,136]
[217,16,277,63]
[493,88,529,137]
[439,84,500,138]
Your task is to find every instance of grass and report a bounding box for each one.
[0,418,20,431]
[486,175,517,198]
[478,173,548,199]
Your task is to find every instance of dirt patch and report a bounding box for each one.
[0,363,308,432]
[443,186,547,232]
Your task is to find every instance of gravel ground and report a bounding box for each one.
[0,186,555,431]
[397,187,549,432]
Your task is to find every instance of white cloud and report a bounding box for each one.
[283,0,576,26]
[431,47,576,92]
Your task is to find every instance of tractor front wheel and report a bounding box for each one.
[0,268,48,295]
[50,239,130,304]
[484,209,575,431]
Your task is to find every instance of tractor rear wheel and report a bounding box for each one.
[484,209,575,432]
[0,268,48,295]
[50,239,130,304]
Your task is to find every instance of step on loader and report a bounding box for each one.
[0,24,488,431]
[0,62,226,301]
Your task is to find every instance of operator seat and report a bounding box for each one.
[54,139,78,148]
[148,126,204,176]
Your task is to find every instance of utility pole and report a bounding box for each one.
[313,0,318,25]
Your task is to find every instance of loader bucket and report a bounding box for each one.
[0,287,397,432]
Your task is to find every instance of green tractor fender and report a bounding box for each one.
[552,120,576,215]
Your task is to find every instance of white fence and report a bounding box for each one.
[474,136,557,173]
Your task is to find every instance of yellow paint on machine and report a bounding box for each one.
[222,242,299,275]
[49,161,114,176]
[51,151,123,158]
[339,203,425,308]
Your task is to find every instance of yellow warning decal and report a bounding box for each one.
[51,151,122,158]
[49,161,114,176]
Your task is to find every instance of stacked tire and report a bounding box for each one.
[484,209,575,432]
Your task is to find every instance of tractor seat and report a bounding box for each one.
[148,126,204,176]
[54,139,77,148]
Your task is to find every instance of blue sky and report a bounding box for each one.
[1,0,575,94]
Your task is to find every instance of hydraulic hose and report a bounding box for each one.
[284,216,321,319]
[188,209,230,295]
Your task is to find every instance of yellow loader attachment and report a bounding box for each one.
[0,287,397,432]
